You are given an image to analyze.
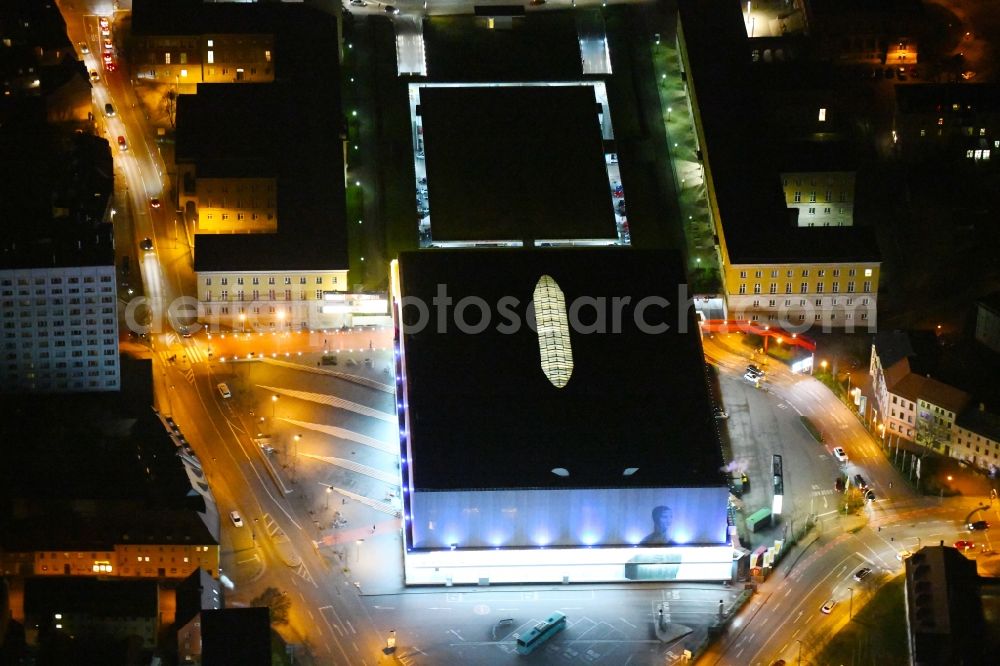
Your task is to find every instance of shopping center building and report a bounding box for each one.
[390,248,734,584]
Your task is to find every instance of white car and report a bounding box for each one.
[833,447,848,463]
[896,549,912,561]
[820,599,837,614]
[230,510,243,527]
[217,382,232,399]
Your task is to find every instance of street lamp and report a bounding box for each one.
[325,485,332,510]
[797,639,803,666]
[848,586,854,620]
[271,394,279,419]
[239,312,246,334]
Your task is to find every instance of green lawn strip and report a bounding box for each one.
[814,576,909,666]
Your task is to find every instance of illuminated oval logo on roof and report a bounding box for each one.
[533,275,574,389]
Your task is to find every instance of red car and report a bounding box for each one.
[117,135,127,151]
[954,540,975,551]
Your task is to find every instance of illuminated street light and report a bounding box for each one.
[239,312,246,333]
[325,485,332,510]
[271,394,279,419]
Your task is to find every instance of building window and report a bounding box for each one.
[800,282,808,294]
[205,278,212,286]
[316,277,323,285]
[793,192,801,203]
[864,268,872,277]
[801,270,809,277]
[818,108,827,122]
[739,271,747,278]
[769,283,777,294]
[165,53,171,65]
[816,283,824,293]
[809,192,817,203]
[832,282,839,293]
[739,284,747,295]
[785,283,792,294]
[315,290,323,299]
[863,281,871,293]
[753,284,761,294]
[808,207,816,215]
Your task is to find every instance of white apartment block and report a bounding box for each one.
[1,265,120,393]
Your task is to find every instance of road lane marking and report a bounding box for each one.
[620,617,637,629]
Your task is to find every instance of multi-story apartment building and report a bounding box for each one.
[130,0,275,90]
[175,86,281,235]
[171,5,353,331]
[677,0,880,328]
[894,85,1000,163]
[0,202,119,393]
[0,395,221,581]
[805,0,923,65]
[870,330,975,453]
[974,292,1000,353]
[781,171,855,227]
[953,405,1000,473]
[724,261,878,328]
[194,264,351,331]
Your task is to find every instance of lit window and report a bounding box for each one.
[207,39,214,47]
[532,275,573,389]
[207,50,214,64]
[165,53,171,65]
[265,50,272,62]
[180,68,188,77]
[818,108,827,122]
[864,269,872,277]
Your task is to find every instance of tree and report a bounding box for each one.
[251,587,291,625]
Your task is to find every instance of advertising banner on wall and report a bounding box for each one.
[409,486,730,550]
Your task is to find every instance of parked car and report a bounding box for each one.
[833,447,848,463]
[349,0,367,5]
[835,476,845,492]
[854,474,867,490]
[853,567,873,581]
[230,510,243,527]
[714,407,729,419]
[99,16,110,37]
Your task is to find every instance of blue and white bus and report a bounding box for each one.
[516,611,567,655]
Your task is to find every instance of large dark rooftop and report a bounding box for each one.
[397,248,727,491]
[677,0,880,264]
[181,83,347,272]
[423,13,584,82]
[419,85,616,242]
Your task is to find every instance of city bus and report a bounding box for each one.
[516,611,567,655]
